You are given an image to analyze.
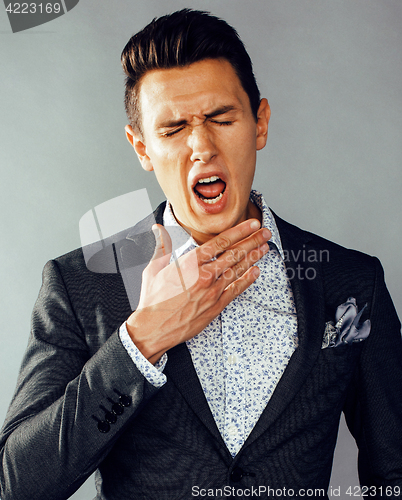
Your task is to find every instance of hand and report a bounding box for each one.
[126,219,271,364]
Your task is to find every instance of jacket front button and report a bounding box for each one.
[230,467,244,482]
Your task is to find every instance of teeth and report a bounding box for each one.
[198,175,220,184]
[202,192,223,204]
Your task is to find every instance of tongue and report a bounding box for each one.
[195,180,226,199]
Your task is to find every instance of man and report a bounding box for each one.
[1,9,401,500]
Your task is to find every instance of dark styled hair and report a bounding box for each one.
[121,9,261,136]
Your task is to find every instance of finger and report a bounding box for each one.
[203,227,271,279]
[217,265,262,311]
[218,242,269,289]
[198,242,269,314]
[147,224,172,275]
[197,219,262,265]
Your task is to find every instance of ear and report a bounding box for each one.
[255,98,271,151]
[124,125,154,172]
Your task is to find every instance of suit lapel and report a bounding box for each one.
[164,343,228,449]
[241,214,326,450]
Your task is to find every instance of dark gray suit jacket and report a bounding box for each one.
[1,203,402,499]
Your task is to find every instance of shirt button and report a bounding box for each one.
[228,424,238,436]
[227,354,238,365]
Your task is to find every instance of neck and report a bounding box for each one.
[173,200,262,246]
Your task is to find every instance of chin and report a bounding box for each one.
[195,216,237,236]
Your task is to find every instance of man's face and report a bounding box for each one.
[126,58,270,244]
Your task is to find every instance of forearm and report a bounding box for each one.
[0,331,160,500]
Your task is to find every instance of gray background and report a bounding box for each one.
[0,1,401,498]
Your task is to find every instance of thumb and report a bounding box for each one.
[147,224,172,274]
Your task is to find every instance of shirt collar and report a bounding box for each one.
[249,190,284,260]
[163,189,285,260]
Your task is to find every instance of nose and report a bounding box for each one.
[189,125,217,164]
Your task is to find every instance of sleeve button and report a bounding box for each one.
[104,411,117,424]
[119,394,132,407]
[111,403,124,415]
[113,389,132,407]
[97,421,110,433]
[100,405,117,424]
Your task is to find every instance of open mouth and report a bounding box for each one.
[193,175,227,205]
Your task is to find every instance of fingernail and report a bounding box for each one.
[253,267,260,278]
[250,220,260,230]
[152,225,161,244]
[262,229,271,240]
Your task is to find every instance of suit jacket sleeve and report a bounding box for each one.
[343,257,402,493]
[0,259,160,500]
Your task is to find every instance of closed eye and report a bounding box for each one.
[211,120,233,126]
[163,127,185,137]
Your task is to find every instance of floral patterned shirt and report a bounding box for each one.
[120,190,298,456]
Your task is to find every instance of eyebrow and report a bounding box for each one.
[158,105,237,129]
[205,105,237,119]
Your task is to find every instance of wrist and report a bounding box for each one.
[126,312,168,365]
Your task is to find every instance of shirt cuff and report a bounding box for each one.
[119,322,167,388]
